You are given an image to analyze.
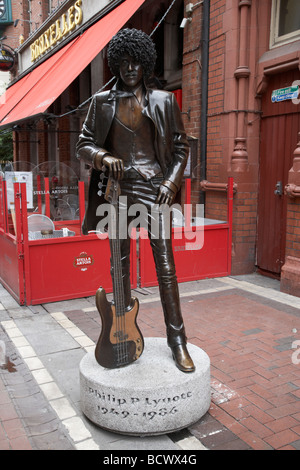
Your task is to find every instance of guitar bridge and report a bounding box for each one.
[113,331,129,341]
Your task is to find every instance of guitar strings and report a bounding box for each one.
[111,201,120,364]
[115,235,127,365]
[112,239,122,364]
[112,189,128,366]
[116,238,128,365]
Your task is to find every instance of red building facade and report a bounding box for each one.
[0,0,300,297]
[191,0,300,295]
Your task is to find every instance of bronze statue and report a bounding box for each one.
[76,28,195,373]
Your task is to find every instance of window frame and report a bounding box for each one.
[0,0,13,24]
[270,0,300,48]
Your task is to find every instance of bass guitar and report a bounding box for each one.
[95,175,144,369]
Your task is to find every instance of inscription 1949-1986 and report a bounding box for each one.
[88,388,193,420]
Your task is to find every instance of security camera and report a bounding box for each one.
[180,17,192,28]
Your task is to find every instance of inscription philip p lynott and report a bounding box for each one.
[88,387,193,420]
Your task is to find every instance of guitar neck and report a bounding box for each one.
[104,176,126,318]
[110,201,126,318]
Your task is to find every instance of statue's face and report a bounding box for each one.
[119,53,143,90]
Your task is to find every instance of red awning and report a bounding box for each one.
[0,40,75,124]
[0,0,145,128]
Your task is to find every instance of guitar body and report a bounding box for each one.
[95,287,144,369]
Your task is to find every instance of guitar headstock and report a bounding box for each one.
[105,176,121,205]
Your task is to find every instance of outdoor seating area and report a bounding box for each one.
[0,162,233,306]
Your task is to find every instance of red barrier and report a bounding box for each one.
[0,180,24,304]
[0,181,137,305]
[139,178,233,288]
[0,178,233,305]
[0,177,8,233]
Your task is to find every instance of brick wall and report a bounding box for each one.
[7,2,76,173]
[286,200,300,258]
[6,1,57,50]
[182,0,202,208]
[281,138,300,296]
[203,0,261,274]
[206,0,225,183]
[281,197,300,297]
[5,0,27,50]
[30,0,48,29]
[204,0,228,226]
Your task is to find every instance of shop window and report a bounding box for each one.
[270,0,300,47]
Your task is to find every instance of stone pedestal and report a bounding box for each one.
[80,337,211,436]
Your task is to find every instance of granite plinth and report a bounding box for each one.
[80,337,211,436]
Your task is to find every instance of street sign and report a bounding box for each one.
[271,85,299,103]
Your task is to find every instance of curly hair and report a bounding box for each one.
[107,28,157,80]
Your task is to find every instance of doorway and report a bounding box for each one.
[257,69,300,277]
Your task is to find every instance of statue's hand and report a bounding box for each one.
[156,184,175,206]
[102,155,124,181]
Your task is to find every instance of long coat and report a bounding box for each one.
[76,85,189,234]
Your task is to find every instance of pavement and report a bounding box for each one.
[1,272,300,451]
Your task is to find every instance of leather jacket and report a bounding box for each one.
[76,84,189,234]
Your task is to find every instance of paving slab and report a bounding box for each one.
[1,274,300,450]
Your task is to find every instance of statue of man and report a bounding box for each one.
[77,28,195,372]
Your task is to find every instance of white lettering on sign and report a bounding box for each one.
[73,252,94,271]
[271,85,299,103]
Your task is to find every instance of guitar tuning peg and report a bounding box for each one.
[97,190,103,197]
